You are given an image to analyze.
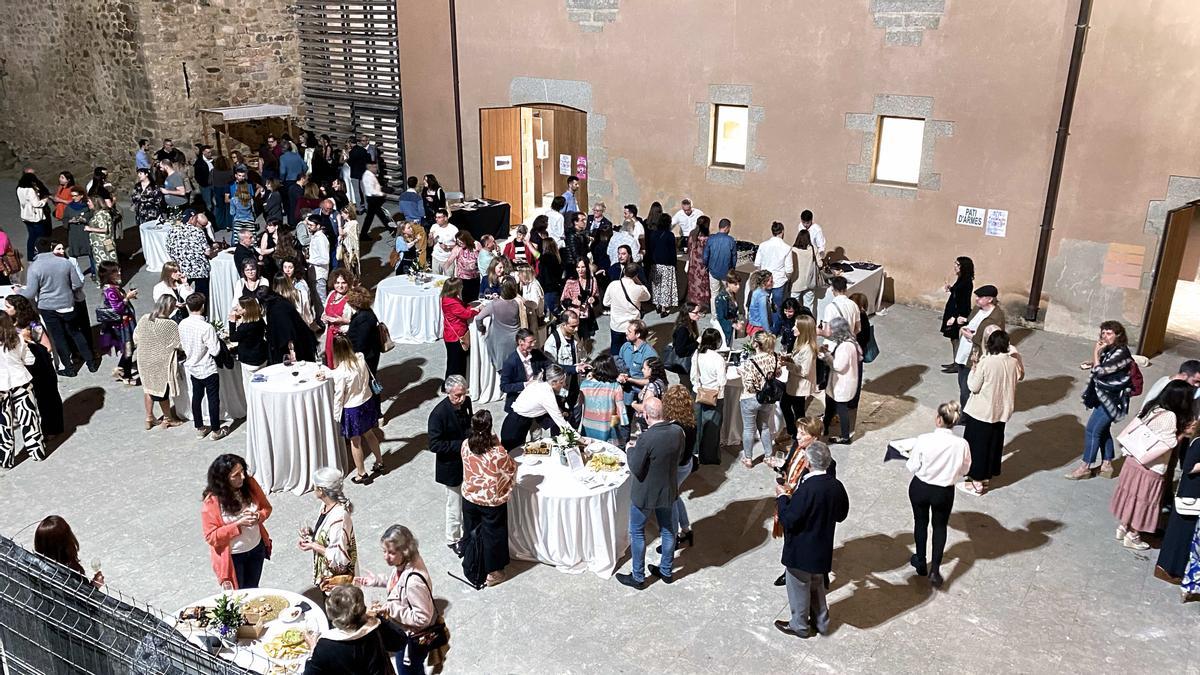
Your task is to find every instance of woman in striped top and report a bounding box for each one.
[579,353,627,443]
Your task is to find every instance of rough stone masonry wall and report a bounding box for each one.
[0,0,301,186]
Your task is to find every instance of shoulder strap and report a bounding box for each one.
[619,278,634,305]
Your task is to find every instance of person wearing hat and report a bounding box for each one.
[953,284,1005,408]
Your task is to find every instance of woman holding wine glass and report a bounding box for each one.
[200,454,273,589]
[33,515,104,587]
[299,467,358,592]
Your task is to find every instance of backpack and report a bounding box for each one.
[749,355,785,405]
[1130,361,1144,397]
[459,526,487,590]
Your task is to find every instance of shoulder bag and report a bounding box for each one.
[378,322,395,353]
[1116,410,1171,466]
[401,572,451,650]
[618,279,642,320]
[1176,494,1200,517]
[750,354,785,405]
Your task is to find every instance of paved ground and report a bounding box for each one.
[0,180,1197,674]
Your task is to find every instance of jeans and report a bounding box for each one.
[231,540,266,589]
[673,463,692,532]
[22,219,48,261]
[629,504,675,582]
[909,476,954,569]
[1083,406,1117,465]
[200,185,217,220]
[190,373,221,429]
[781,393,808,438]
[543,291,560,320]
[784,567,829,634]
[740,397,773,461]
[769,286,785,333]
[42,308,93,373]
[393,636,430,675]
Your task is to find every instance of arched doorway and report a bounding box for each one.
[479,104,587,224]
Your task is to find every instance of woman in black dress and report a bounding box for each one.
[344,286,383,375]
[421,174,446,224]
[4,294,64,437]
[940,256,974,373]
[259,280,318,364]
[1157,433,1200,580]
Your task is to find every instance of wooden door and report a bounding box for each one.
[1139,204,1196,356]
[548,106,588,213]
[479,107,523,223]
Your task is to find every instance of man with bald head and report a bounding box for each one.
[617,396,687,589]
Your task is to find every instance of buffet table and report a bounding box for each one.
[174,361,248,424]
[245,361,346,494]
[508,441,632,578]
[373,274,445,344]
[450,200,511,241]
[815,263,886,316]
[467,313,503,404]
[174,587,329,674]
[209,249,240,322]
[139,219,171,273]
[721,364,786,448]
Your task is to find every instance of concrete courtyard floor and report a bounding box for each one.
[0,182,1196,674]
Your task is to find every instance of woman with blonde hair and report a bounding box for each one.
[906,401,971,588]
[319,335,384,484]
[737,330,782,467]
[132,295,185,430]
[356,524,443,674]
[820,317,862,445]
[664,384,697,548]
[782,314,819,443]
[480,256,511,298]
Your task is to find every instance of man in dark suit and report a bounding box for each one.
[775,441,849,637]
[617,397,686,589]
[427,375,473,555]
[499,328,548,413]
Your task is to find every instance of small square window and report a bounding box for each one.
[711,104,748,168]
[873,116,925,186]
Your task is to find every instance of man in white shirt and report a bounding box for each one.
[754,221,794,332]
[821,276,860,339]
[428,208,459,275]
[671,198,704,248]
[603,262,651,356]
[547,195,567,248]
[179,293,229,440]
[360,162,386,238]
[621,204,646,257]
[502,365,572,450]
[306,215,331,302]
[1143,360,1200,403]
[607,221,640,264]
[799,209,826,258]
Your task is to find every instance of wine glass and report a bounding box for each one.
[299,517,313,543]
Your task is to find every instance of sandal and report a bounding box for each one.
[158,416,183,429]
[369,462,387,477]
[740,457,754,469]
[956,481,984,496]
[1099,463,1115,479]
[350,474,373,485]
[1064,465,1093,481]
[145,417,157,431]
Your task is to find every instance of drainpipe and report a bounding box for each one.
[1024,0,1093,321]
[449,0,466,194]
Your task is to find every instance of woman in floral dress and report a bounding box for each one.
[686,216,712,309]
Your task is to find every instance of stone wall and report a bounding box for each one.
[0,0,301,186]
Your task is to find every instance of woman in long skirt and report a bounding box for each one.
[460,410,516,587]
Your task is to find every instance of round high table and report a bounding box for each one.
[173,361,248,424]
[508,442,632,578]
[721,365,786,448]
[209,249,240,322]
[174,587,329,674]
[467,312,502,405]
[373,274,445,344]
[245,361,346,495]
[139,219,170,273]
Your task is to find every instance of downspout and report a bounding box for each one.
[1024,0,1093,321]
[449,0,466,194]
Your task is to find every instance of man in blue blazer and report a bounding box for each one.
[775,441,849,638]
[499,328,549,413]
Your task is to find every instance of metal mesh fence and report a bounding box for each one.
[0,534,252,675]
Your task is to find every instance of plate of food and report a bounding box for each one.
[523,440,550,456]
[278,606,302,623]
[585,452,622,472]
[263,628,310,663]
[242,594,289,623]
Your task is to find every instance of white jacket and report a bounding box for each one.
[17,187,47,223]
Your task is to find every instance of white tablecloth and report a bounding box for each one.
[468,313,503,404]
[815,265,886,316]
[173,362,248,424]
[508,442,632,578]
[721,365,786,448]
[245,361,346,494]
[174,588,329,674]
[373,275,445,344]
[209,249,240,322]
[140,220,170,273]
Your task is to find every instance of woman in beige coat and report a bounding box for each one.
[132,295,185,430]
[960,329,1024,495]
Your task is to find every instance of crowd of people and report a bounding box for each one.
[6,129,1200,673]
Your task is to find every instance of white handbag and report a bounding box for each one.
[1116,411,1171,466]
[1175,496,1200,517]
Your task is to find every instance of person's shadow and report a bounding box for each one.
[987,414,1084,490]
[55,387,106,448]
[675,495,777,576]
[1014,375,1077,413]
[940,513,1063,590]
[378,432,431,474]
[863,364,928,402]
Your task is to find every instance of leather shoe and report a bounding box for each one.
[57,369,77,378]
[773,572,786,587]
[87,360,100,373]
[773,620,811,639]
[648,564,674,584]
[615,573,645,589]
[909,554,927,577]
[929,569,944,588]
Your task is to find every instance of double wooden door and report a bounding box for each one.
[479,105,587,225]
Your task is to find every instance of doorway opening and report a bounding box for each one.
[478,104,588,226]
[1139,202,1200,357]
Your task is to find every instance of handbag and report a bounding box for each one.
[378,322,395,353]
[660,344,686,373]
[863,325,880,363]
[402,572,451,649]
[1,244,22,276]
[214,339,235,370]
[749,355,784,405]
[369,375,384,396]
[696,386,719,407]
[1176,496,1200,517]
[95,306,122,324]
[1116,411,1171,466]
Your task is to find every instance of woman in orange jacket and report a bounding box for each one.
[201,454,273,589]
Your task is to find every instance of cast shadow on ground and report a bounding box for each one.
[681,444,744,502]
[674,495,777,577]
[1014,375,1077,413]
[55,387,106,449]
[828,514,1062,629]
[378,432,430,474]
[988,414,1084,490]
[863,364,928,402]
[1008,327,1034,347]
[358,252,393,290]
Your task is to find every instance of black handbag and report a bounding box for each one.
[214,340,235,370]
[749,355,784,405]
[95,306,122,324]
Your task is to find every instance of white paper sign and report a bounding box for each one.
[985,209,1008,238]
[535,140,549,159]
[565,447,585,473]
[956,205,985,228]
[494,155,512,171]
[559,154,572,176]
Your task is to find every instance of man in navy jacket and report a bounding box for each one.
[775,441,849,638]
[499,329,549,413]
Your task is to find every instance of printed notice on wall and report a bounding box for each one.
[494,155,512,171]
[576,155,588,180]
[956,205,985,228]
[559,154,572,176]
[985,209,1008,238]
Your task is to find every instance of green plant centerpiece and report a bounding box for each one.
[207,594,244,642]
[553,428,580,465]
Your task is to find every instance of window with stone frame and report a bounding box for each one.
[710,104,749,169]
[872,115,925,186]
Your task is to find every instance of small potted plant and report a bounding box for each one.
[207,594,244,647]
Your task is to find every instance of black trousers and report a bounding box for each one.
[822,394,851,439]
[231,540,267,589]
[781,393,808,438]
[909,476,954,568]
[189,277,211,307]
[462,499,510,574]
[42,308,93,372]
[609,329,627,357]
[190,373,221,429]
[444,340,467,381]
[363,195,388,233]
[500,412,561,451]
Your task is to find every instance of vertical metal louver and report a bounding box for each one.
[296,0,405,187]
